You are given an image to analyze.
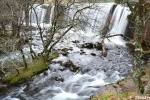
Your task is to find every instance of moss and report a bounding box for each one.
[3,52,60,85]
[93,93,130,100]
[47,52,59,61]
[100,94,113,100]
[117,93,129,99]
[89,98,98,100]
[3,57,49,85]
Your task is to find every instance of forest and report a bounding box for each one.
[0,0,150,100]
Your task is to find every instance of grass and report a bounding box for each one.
[90,93,130,100]
[3,52,59,85]
[100,94,113,100]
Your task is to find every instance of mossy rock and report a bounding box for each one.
[3,57,49,85]
[47,52,59,61]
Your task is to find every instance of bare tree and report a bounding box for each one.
[26,0,94,59]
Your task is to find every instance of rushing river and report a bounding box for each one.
[0,3,133,100]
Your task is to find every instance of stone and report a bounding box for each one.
[0,85,8,95]
[91,53,96,56]
[0,70,5,79]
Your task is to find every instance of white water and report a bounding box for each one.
[105,4,131,46]
[22,4,53,28]
[67,3,114,34]
[49,5,55,27]
[1,3,133,100]
[29,4,46,25]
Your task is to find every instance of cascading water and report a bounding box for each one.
[29,4,46,26]
[0,3,134,100]
[105,4,131,46]
[22,4,54,28]
[67,3,113,34]
[49,5,55,27]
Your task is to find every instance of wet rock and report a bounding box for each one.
[81,42,103,50]
[61,48,69,52]
[63,60,79,72]
[80,50,86,55]
[15,94,28,100]
[72,40,80,44]
[55,77,64,82]
[61,52,68,56]
[43,71,48,76]
[0,85,8,95]
[81,43,95,49]
[59,67,66,71]
[69,47,73,51]
[70,65,79,72]
[28,37,33,41]
[96,42,102,50]
[63,60,72,67]
[91,53,96,56]
[81,68,90,74]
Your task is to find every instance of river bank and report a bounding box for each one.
[90,58,150,100]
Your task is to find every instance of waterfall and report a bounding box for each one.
[49,5,55,27]
[105,4,131,46]
[22,4,54,28]
[29,4,46,25]
[0,3,134,100]
[67,3,114,34]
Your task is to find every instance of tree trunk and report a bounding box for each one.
[131,0,146,95]
[20,49,28,68]
[24,0,30,27]
[144,79,150,94]
[12,22,18,37]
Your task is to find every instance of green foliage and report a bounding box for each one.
[117,93,129,99]
[89,98,98,100]
[47,52,59,61]
[91,93,129,100]
[100,94,113,100]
